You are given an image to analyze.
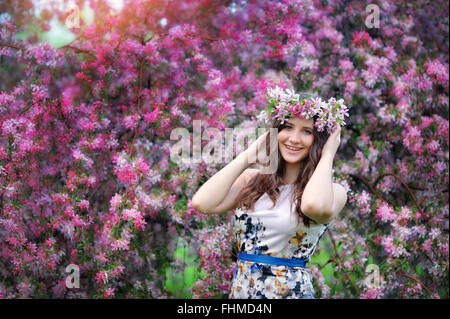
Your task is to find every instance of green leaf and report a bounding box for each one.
[144,32,153,42]
[416,265,424,276]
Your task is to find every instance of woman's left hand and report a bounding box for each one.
[322,123,341,158]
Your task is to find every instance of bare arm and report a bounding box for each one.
[300,153,335,223]
[301,124,346,224]
[192,130,271,214]
[192,152,251,214]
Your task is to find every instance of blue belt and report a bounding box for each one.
[237,253,306,268]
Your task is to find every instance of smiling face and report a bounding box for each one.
[277,116,315,164]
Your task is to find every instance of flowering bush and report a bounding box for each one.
[0,0,448,298]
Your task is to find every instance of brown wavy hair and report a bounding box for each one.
[234,96,331,227]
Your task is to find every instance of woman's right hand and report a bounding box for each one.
[244,130,278,167]
[193,130,278,214]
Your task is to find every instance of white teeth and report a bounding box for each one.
[286,145,302,151]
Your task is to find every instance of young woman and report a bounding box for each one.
[192,89,348,299]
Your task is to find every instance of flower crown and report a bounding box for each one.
[256,86,350,134]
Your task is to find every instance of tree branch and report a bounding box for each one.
[128,57,147,160]
[0,42,21,50]
[397,272,439,299]
[348,173,383,200]
[327,229,360,295]
[373,172,423,215]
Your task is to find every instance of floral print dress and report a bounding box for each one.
[230,184,330,299]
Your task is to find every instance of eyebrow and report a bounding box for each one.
[285,123,313,129]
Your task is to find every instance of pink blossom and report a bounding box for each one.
[352,31,373,47]
[429,228,441,240]
[48,260,56,271]
[345,81,357,94]
[23,42,62,67]
[78,200,89,210]
[434,161,446,176]
[420,116,434,129]
[89,136,105,150]
[416,75,433,91]
[426,140,440,154]
[95,253,109,264]
[135,158,150,174]
[360,287,384,299]
[425,59,449,86]
[421,239,433,253]
[111,238,130,251]
[95,271,109,285]
[122,114,140,130]
[339,58,354,71]
[143,109,161,124]
[357,191,372,214]
[376,202,396,222]
[109,194,123,212]
[61,89,74,115]
[382,236,408,257]
[114,165,138,185]
[412,225,427,238]
[103,288,115,299]
[17,281,34,298]
[398,206,412,222]
[44,238,55,249]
